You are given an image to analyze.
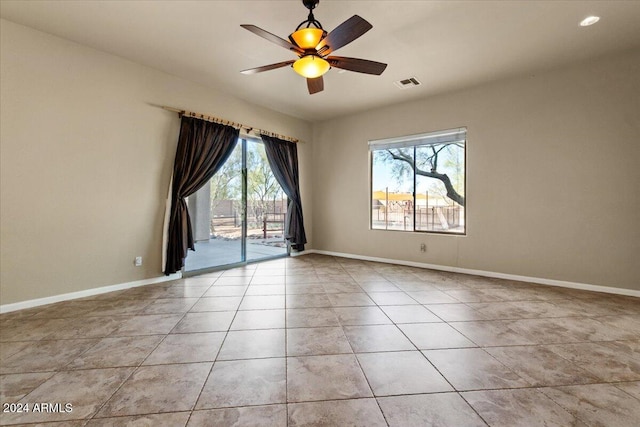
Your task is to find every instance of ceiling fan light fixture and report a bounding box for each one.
[293,55,330,78]
[290,28,325,49]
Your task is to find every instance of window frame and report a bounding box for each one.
[368,127,467,235]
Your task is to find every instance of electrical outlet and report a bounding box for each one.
[134,256,143,267]
[420,243,426,253]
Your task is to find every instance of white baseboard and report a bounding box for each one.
[4,250,637,314]
[0,273,183,314]
[303,249,640,298]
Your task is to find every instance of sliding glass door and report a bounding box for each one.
[184,138,288,273]
[245,139,288,262]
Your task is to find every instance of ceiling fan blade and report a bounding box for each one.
[307,76,324,94]
[315,15,372,56]
[328,56,387,75]
[241,60,295,75]
[241,24,304,55]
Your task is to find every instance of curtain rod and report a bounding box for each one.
[160,105,299,143]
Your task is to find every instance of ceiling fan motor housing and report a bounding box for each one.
[303,0,320,11]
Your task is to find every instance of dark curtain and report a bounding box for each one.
[261,134,307,251]
[164,117,239,274]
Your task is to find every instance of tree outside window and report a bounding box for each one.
[370,128,466,234]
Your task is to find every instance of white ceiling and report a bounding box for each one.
[2,1,640,122]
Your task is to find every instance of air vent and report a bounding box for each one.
[394,77,421,89]
[395,77,421,88]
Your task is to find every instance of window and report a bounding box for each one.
[370,127,466,234]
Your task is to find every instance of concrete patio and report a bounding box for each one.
[184,237,288,272]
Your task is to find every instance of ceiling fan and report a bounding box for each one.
[240,0,387,94]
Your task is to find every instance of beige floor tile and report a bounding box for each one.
[327,293,375,307]
[284,284,326,294]
[86,299,155,317]
[544,341,640,381]
[286,293,332,308]
[0,372,55,401]
[87,412,190,426]
[42,316,124,340]
[425,303,487,321]
[217,329,285,360]
[343,325,415,352]
[286,274,322,285]
[445,289,505,303]
[357,351,452,395]
[250,276,286,285]
[615,381,640,400]
[333,306,392,326]
[288,399,386,427]
[190,296,242,312]
[31,300,102,319]
[450,320,535,346]
[230,309,285,330]
[0,318,59,342]
[357,282,401,292]
[214,277,252,286]
[196,358,286,408]
[466,301,536,320]
[244,285,285,295]
[399,323,477,349]
[172,311,235,333]
[179,277,218,286]
[143,332,225,365]
[407,290,460,304]
[287,354,372,402]
[0,341,31,360]
[381,305,441,323]
[551,316,639,342]
[595,315,640,337]
[2,254,638,427]
[140,298,199,314]
[188,405,286,427]
[2,367,134,424]
[238,295,285,310]
[509,301,587,318]
[322,282,364,293]
[540,384,640,427]
[503,318,577,344]
[160,286,210,298]
[98,363,211,417]
[378,393,486,427]
[486,345,600,386]
[1,339,98,374]
[203,285,247,297]
[463,388,579,427]
[109,314,183,336]
[219,268,255,278]
[424,348,530,391]
[29,300,100,319]
[367,292,418,305]
[67,335,164,369]
[395,282,441,292]
[287,327,352,356]
[10,421,86,427]
[286,308,340,328]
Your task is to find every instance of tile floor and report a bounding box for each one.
[1,254,639,426]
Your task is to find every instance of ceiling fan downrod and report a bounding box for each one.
[297,0,323,30]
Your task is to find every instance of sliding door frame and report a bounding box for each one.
[183,137,290,277]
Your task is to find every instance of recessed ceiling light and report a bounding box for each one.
[580,16,600,27]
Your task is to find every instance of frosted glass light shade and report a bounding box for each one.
[292,55,330,78]
[291,28,325,49]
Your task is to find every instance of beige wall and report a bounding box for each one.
[311,49,640,291]
[0,20,312,305]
